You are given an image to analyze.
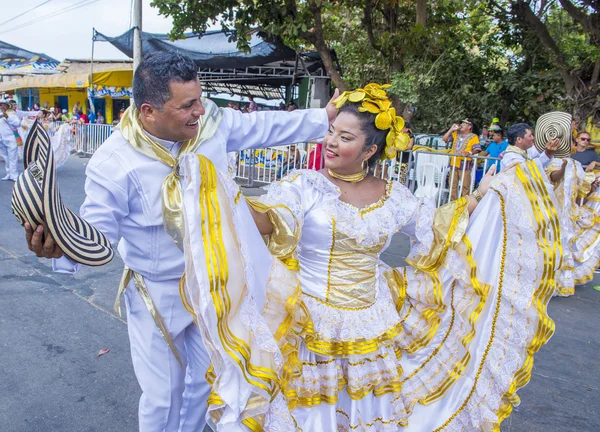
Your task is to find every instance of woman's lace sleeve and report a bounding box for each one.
[401,196,470,272]
[246,171,306,263]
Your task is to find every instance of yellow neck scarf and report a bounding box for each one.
[119,99,224,250]
[505,145,530,160]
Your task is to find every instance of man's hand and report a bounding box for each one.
[586,161,598,172]
[25,222,63,259]
[325,88,340,124]
[544,137,560,158]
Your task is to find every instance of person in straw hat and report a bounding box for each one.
[0,97,21,181]
[22,51,339,432]
[536,111,600,296]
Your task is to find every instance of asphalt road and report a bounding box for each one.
[0,156,598,432]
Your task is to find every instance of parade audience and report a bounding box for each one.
[572,131,600,169]
[443,118,481,200]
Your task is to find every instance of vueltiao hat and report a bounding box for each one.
[534,111,572,159]
[11,120,114,266]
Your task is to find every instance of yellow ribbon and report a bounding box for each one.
[114,267,184,367]
[119,100,224,250]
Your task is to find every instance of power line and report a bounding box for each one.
[0,0,55,28]
[0,0,101,35]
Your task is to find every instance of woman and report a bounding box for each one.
[546,154,600,295]
[179,84,559,431]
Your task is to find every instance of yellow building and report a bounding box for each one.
[0,59,132,125]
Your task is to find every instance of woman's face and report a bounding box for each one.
[323,111,377,173]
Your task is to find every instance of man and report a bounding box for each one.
[571,131,600,169]
[442,118,481,200]
[479,125,508,171]
[24,51,335,432]
[0,98,21,181]
[501,123,563,182]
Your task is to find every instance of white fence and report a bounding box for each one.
[50,122,113,156]
[234,140,500,207]
[47,124,499,207]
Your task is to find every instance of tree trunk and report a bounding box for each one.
[511,1,576,93]
[307,1,348,91]
[416,0,427,27]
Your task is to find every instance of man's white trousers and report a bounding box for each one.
[124,277,211,432]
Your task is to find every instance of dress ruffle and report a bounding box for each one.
[547,159,600,295]
[181,160,558,431]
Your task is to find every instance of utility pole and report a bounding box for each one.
[133,0,143,72]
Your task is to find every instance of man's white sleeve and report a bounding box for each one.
[223,108,329,152]
[52,154,129,274]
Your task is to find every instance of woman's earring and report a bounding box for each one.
[362,159,368,171]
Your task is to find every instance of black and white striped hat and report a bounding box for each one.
[11,120,114,266]
[534,111,572,159]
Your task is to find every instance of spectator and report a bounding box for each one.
[52,107,62,122]
[397,121,415,183]
[33,103,40,111]
[307,142,323,170]
[119,107,125,119]
[96,112,105,124]
[442,118,481,200]
[78,109,89,124]
[480,125,508,171]
[248,95,258,113]
[480,126,489,141]
[61,109,69,122]
[279,102,286,111]
[572,131,600,170]
[276,144,302,179]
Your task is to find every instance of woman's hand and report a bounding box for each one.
[476,164,497,197]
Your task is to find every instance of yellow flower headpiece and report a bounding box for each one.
[333,83,410,160]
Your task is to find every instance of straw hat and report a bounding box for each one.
[534,111,572,159]
[11,120,114,266]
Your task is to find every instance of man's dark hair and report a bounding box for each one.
[133,52,198,110]
[338,103,388,167]
[507,123,532,145]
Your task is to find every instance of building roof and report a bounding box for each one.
[94,28,298,69]
[0,40,59,75]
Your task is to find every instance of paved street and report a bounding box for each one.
[1,156,599,432]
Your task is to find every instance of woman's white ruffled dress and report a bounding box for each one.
[179,155,559,431]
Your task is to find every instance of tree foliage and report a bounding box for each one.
[151,0,600,132]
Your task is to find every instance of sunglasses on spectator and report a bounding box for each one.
[580,137,591,141]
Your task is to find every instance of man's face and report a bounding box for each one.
[577,134,592,151]
[517,129,535,149]
[0,104,8,113]
[141,78,206,142]
[460,121,472,133]
[491,132,503,143]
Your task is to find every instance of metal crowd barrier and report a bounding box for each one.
[44,123,500,208]
[233,143,500,208]
[48,122,112,156]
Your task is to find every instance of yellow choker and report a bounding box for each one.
[328,168,368,183]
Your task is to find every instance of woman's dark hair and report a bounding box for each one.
[338,103,388,167]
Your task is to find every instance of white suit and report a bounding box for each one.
[53,105,329,432]
[0,110,21,180]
